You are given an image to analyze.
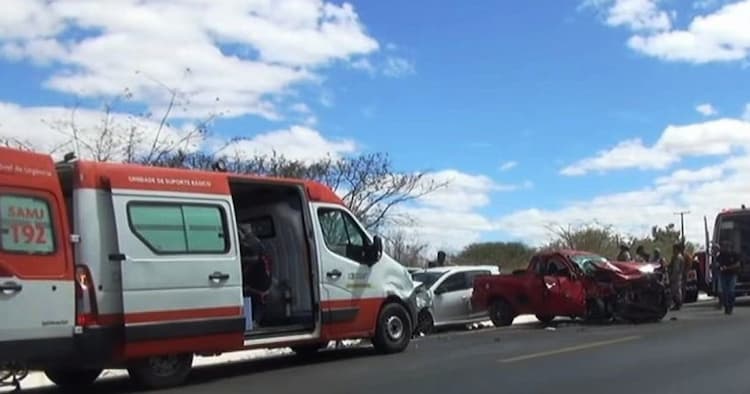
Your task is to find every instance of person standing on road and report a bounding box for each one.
[428,251,447,268]
[651,248,665,265]
[716,241,741,315]
[617,244,632,262]
[711,243,723,310]
[669,243,686,311]
[635,245,650,263]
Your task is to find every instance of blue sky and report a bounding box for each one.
[2,0,750,251]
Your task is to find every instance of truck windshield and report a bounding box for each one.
[412,271,445,289]
[716,214,750,257]
[569,254,608,270]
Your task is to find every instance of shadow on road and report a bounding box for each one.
[20,347,379,394]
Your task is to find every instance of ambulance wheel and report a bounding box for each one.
[127,353,193,389]
[372,303,412,354]
[44,368,102,389]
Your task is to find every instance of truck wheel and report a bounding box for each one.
[489,299,514,327]
[372,303,412,354]
[535,314,555,324]
[127,353,193,389]
[44,368,102,388]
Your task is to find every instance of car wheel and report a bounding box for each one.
[372,303,412,354]
[127,353,193,389]
[44,368,102,389]
[489,299,515,327]
[535,314,555,324]
[415,310,435,336]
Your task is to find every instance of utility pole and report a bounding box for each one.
[674,210,690,247]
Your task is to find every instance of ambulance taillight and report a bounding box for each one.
[75,265,99,327]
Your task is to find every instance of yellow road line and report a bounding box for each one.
[498,335,641,363]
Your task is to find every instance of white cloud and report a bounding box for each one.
[219,125,356,162]
[605,0,672,32]
[351,58,375,75]
[383,56,416,77]
[384,170,534,253]
[499,161,518,171]
[561,138,677,175]
[561,118,750,175]
[416,170,499,212]
[0,0,381,118]
[499,152,750,247]
[586,0,750,64]
[696,103,718,116]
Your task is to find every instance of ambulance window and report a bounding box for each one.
[0,194,56,254]
[318,208,368,262]
[128,203,228,254]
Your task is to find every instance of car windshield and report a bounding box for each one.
[411,271,446,289]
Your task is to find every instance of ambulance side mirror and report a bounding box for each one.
[365,236,383,266]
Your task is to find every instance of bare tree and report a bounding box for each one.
[156,151,448,230]
[383,230,429,267]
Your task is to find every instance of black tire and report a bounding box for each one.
[291,343,328,357]
[415,310,435,336]
[489,299,515,327]
[127,353,193,390]
[535,314,555,324]
[44,368,101,389]
[372,303,412,354]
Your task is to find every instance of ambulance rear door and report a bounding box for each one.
[0,147,75,363]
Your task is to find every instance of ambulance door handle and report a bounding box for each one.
[0,281,22,295]
[208,272,230,282]
[326,270,342,280]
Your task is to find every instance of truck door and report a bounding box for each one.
[541,256,586,316]
[314,205,378,338]
[108,182,244,358]
[0,148,75,363]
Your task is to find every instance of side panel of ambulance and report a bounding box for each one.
[98,163,245,387]
[0,148,76,366]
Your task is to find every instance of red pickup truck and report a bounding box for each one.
[471,250,670,326]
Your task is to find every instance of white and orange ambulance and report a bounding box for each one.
[0,147,419,389]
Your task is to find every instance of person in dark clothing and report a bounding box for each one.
[428,251,447,268]
[635,245,650,263]
[616,245,632,262]
[716,241,741,315]
[238,225,273,324]
[651,248,665,265]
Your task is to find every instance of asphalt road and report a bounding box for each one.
[25,298,750,394]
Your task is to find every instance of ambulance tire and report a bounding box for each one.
[44,368,102,389]
[127,353,194,389]
[372,302,412,354]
